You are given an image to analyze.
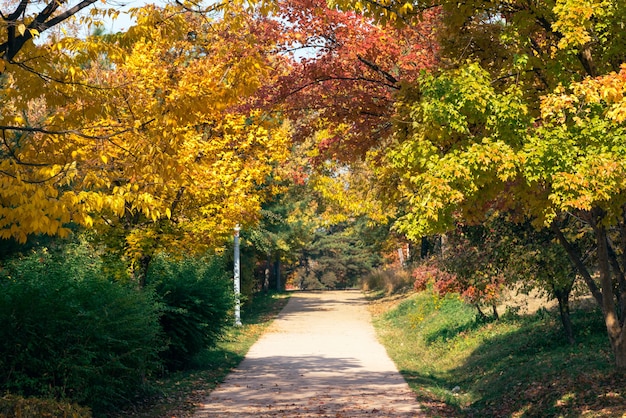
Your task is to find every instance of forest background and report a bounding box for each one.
[1,0,626,416]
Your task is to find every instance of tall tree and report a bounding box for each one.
[265,0,439,162]
[0,4,291,280]
[332,0,626,368]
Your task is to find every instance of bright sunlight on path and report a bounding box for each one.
[193,290,423,417]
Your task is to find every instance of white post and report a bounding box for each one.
[234,224,242,326]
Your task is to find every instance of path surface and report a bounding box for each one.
[193,290,423,417]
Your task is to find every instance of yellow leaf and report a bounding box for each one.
[100,154,108,164]
[17,24,26,36]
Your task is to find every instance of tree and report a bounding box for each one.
[328,0,626,368]
[376,63,528,240]
[265,0,439,162]
[524,66,626,365]
[294,219,384,290]
[0,5,291,282]
[436,221,507,321]
[505,220,580,344]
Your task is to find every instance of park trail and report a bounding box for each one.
[192,290,424,417]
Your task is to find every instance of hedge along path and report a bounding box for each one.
[193,290,424,417]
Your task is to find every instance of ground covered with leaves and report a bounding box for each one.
[370,290,626,417]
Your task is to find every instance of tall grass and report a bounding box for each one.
[361,267,412,295]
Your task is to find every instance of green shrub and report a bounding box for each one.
[0,246,163,415]
[147,254,234,371]
[0,394,92,418]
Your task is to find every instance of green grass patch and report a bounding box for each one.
[112,291,290,418]
[373,291,626,417]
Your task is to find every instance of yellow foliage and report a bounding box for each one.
[0,4,290,252]
[553,0,615,49]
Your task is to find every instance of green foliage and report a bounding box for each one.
[0,394,92,418]
[384,64,528,240]
[297,220,384,290]
[110,292,290,417]
[0,245,163,414]
[146,254,234,371]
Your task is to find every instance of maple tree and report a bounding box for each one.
[524,65,626,366]
[265,0,439,162]
[336,0,626,369]
[236,0,442,242]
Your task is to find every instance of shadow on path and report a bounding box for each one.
[193,291,423,417]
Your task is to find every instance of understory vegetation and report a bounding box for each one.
[0,238,288,417]
[111,290,290,418]
[370,288,626,417]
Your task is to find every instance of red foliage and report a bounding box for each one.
[412,262,455,292]
[261,0,441,162]
[432,273,461,296]
[413,258,505,308]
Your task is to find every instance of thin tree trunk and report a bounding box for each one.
[421,237,429,258]
[552,223,603,306]
[475,304,487,321]
[606,239,626,324]
[491,304,499,320]
[554,286,575,345]
[397,247,405,267]
[275,259,281,291]
[136,254,152,288]
[264,254,270,293]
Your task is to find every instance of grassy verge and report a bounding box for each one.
[115,291,290,418]
[370,290,626,417]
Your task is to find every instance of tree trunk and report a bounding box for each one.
[136,254,152,288]
[553,213,626,368]
[475,304,487,321]
[606,240,626,322]
[552,223,603,306]
[397,247,405,267]
[421,237,429,258]
[593,220,626,370]
[274,259,281,291]
[491,304,499,320]
[440,234,448,256]
[554,287,575,345]
[263,254,271,293]
[614,333,626,370]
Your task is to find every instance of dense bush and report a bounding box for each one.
[0,394,92,418]
[147,255,234,371]
[0,245,163,414]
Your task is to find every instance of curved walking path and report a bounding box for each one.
[193,290,424,417]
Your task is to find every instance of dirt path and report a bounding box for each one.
[193,290,423,417]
